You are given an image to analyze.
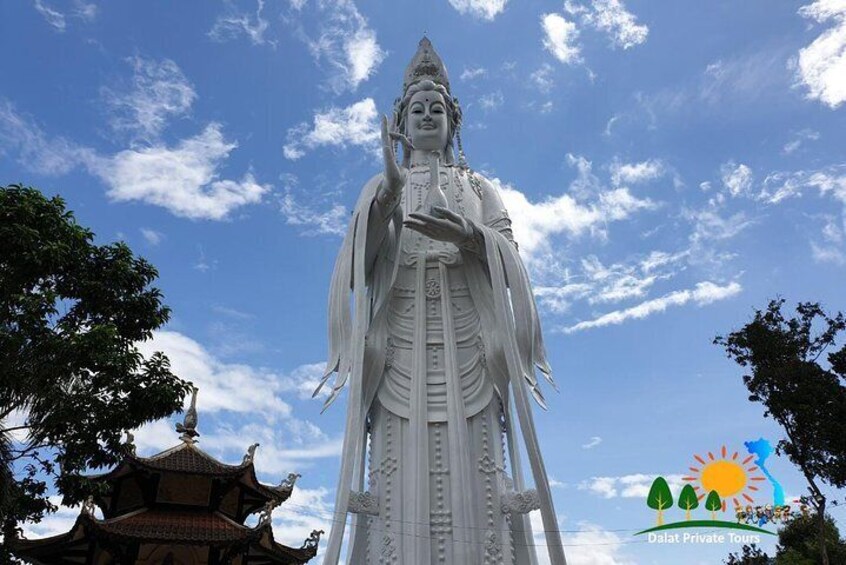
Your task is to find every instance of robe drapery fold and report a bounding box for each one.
[318,170,565,565]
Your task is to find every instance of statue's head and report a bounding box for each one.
[395,37,463,164]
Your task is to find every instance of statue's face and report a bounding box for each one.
[406,89,449,152]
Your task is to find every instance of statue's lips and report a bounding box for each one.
[420,125,437,130]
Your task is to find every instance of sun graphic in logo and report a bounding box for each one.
[683,445,767,511]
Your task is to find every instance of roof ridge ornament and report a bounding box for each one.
[279,472,301,491]
[302,529,324,552]
[257,500,279,527]
[176,386,200,443]
[243,443,259,465]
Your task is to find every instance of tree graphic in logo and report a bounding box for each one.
[647,477,673,526]
[677,484,699,521]
[705,490,723,521]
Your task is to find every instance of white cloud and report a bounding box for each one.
[562,281,742,333]
[209,0,274,46]
[2,67,265,221]
[131,331,339,469]
[140,228,164,245]
[33,0,66,31]
[720,161,753,197]
[479,90,505,110]
[496,178,656,259]
[138,331,293,419]
[578,473,686,499]
[103,56,197,140]
[88,123,269,220]
[573,0,649,49]
[460,67,487,81]
[283,98,380,159]
[541,13,582,65]
[447,0,508,21]
[610,159,665,186]
[299,0,386,92]
[794,0,846,109]
[582,436,602,449]
[529,512,634,565]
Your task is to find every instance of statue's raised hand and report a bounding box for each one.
[378,115,413,207]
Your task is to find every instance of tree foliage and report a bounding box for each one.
[724,514,846,565]
[0,185,189,545]
[724,543,771,565]
[715,299,846,565]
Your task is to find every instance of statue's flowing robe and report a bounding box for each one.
[319,165,566,565]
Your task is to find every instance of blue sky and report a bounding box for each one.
[2,0,846,563]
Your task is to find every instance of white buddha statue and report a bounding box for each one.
[317,37,566,565]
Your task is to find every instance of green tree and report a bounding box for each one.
[724,544,770,565]
[724,513,846,565]
[677,483,699,521]
[0,185,190,551]
[647,476,673,525]
[776,513,846,565]
[715,299,846,565]
[705,490,722,521]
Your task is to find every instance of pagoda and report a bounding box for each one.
[12,389,322,564]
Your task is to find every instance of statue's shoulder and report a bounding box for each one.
[464,170,504,205]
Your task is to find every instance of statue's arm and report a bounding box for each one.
[458,174,517,257]
[364,174,401,275]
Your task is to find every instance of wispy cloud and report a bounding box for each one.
[479,90,505,110]
[720,161,754,198]
[578,473,686,499]
[280,192,348,236]
[283,98,380,159]
[782,129,820,155]
[140,228,164,246]
[566,0,649,50]
[531,63,555,93]
[535,250,688,314]
[209,0,274,47]
[295,0,385,93]
[102,56,197,141]
[794,1,846,109]
[561,280,742,333]
[32,0,98,32]
[610,158,665,187]
[33,0,66,31]
[447,0,508,21]
[460,66,487,81]
[582,436,602,449]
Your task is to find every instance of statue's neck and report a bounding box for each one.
[409,149,444,168]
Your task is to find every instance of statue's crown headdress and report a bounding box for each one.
[402,36,450,95]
